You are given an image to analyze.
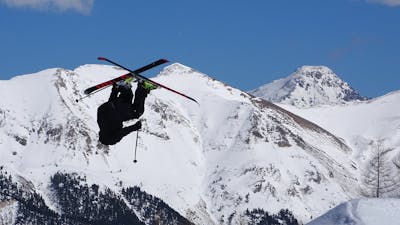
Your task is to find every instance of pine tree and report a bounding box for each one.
[361,139,400,198]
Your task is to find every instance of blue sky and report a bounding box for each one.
[0,0,399,97]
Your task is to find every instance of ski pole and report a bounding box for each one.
[75,87,109,103]
[133,129,139,163]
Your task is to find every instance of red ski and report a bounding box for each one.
[83,59,169,95]
[98,57,198,104]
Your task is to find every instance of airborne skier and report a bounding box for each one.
[88,57,197,146]
[97,80,157,145]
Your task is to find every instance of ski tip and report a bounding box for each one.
[188,97,199,105]
[98,57,106,61]
[161,58,169,63]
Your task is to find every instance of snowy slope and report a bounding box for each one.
[279,91,400,178]
[156,65,358,224]
[249,66,367,107]
[249,67,400,223]
[306,198,400,225]
[0,63,364,224]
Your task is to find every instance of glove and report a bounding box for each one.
[112,83,119,91]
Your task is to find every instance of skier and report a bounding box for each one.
[97,80,157,145]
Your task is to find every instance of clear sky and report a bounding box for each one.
[0,0,399,98]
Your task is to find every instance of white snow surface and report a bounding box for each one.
[249,66,367,108]
[307,198,400,225]
[277,90,400,224]
[0,62,393,224]
[0,200,18,225]
[279,90,400,173]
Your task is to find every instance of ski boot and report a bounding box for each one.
[140,80,158,91]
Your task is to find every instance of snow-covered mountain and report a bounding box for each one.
[278,90,400,197]
[0,62,394,225]
[249,66,368,107]
[306,198,400,225]
[276,87,400,224]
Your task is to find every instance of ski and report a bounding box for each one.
[98,57,199,104]
[83,59,169,95]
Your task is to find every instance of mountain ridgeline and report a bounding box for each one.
[250,66,368,107]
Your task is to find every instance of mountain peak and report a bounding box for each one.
[250,66,368,107]
[295,66,335,78]
[158,63,195,77]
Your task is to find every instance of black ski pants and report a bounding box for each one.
[97,86,148,145]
